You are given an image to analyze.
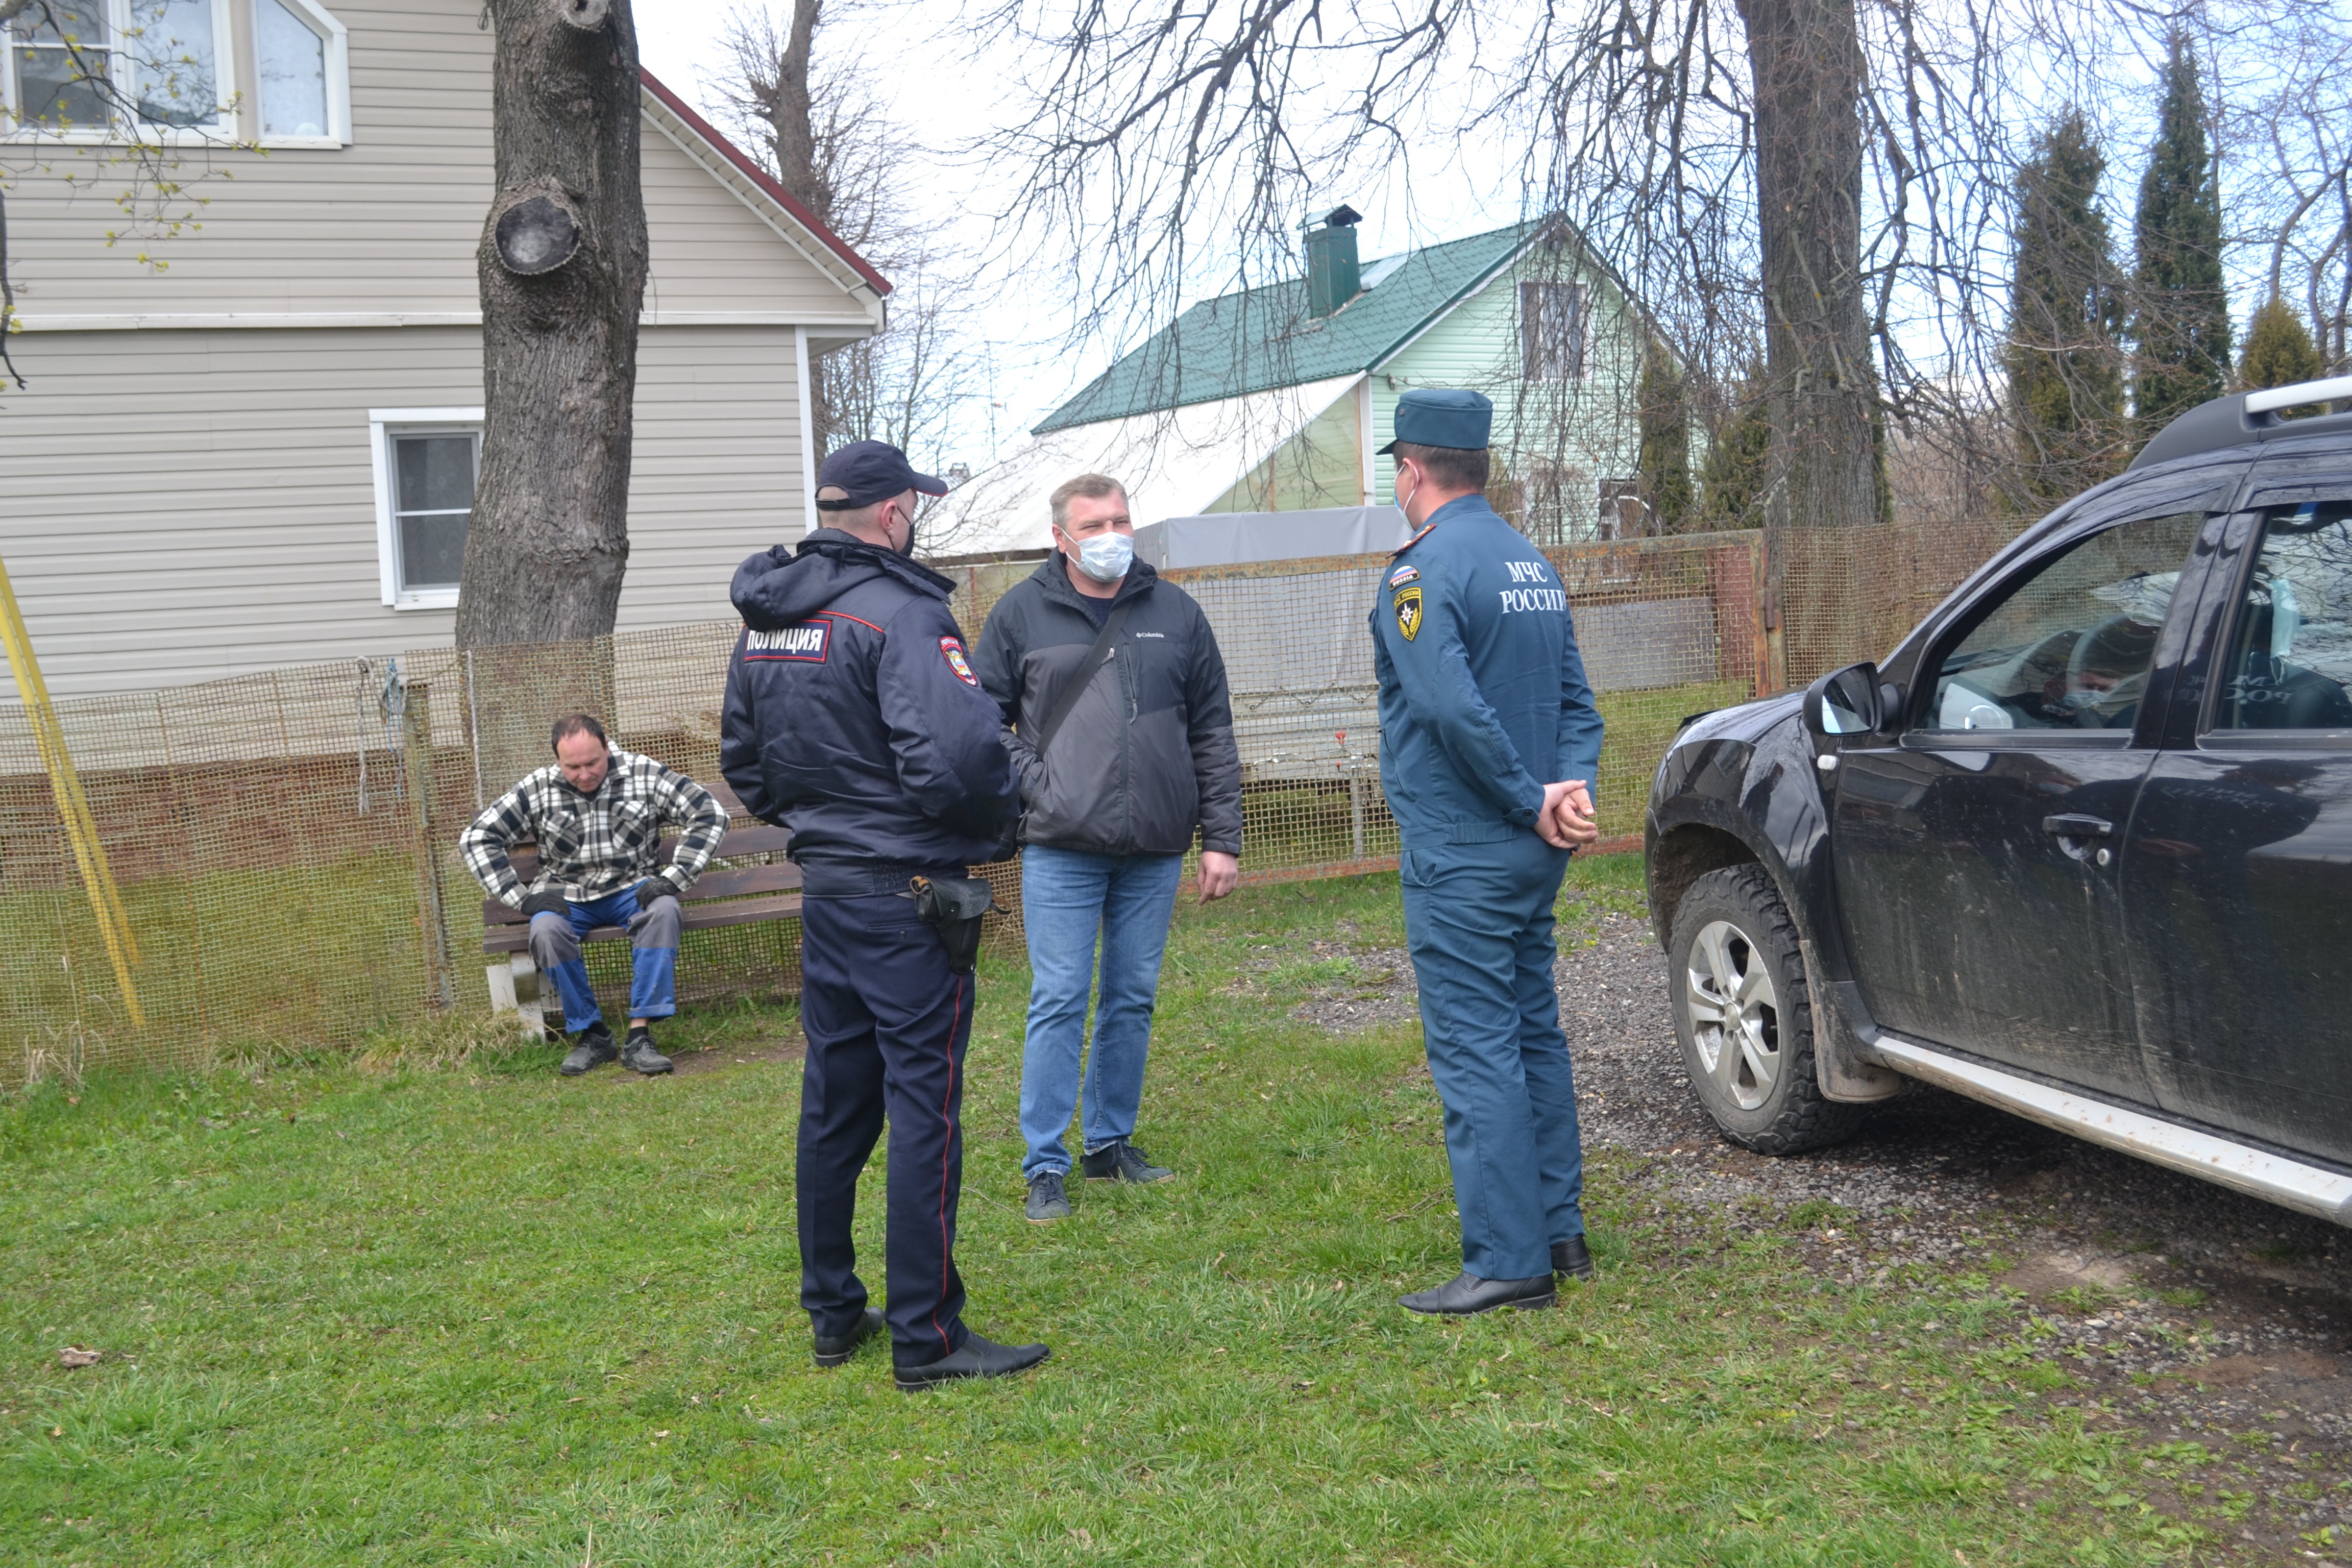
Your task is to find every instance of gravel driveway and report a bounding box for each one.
[1297,904,2352,1558]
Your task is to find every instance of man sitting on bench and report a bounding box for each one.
[460,714,728,1076]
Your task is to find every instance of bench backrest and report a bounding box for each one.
[477,817,799,929]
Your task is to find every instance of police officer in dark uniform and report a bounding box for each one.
[1368,390,1606,1316]
[720,440,1049,1388]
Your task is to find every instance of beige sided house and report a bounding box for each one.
[1,0,886,698]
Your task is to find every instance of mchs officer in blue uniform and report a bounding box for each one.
[721,440,1050,1389]
[1371,389,1606,1316]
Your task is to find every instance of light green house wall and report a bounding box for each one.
[1203,245,1646,536]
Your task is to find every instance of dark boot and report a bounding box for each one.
[813,1307,884,1369]
[1552,1235,1596,1281]
[1398,1271,1557,1316]
[1024,1171,1072,1222]
[559,1021,618,1076]
[894,1333,1050,1391]
[622,1026,673,1075]
[1080,1140,1173,1184]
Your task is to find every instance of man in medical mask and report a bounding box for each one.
[971,473,1244,1224]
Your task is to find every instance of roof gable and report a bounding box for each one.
[1035,224,1533,433]
[638,71,891,300]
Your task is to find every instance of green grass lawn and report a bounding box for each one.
[1,860,2201,1565]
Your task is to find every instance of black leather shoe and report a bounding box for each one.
[559,1022,618,1076]
[1552,1235,1596,1281]
[812,1307,884,1368]
[622,1027,673,1075]
[1080,1140,1173,1184]
[894,1333,1050,1391]
[1399,1271,1557,1316]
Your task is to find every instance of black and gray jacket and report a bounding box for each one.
[972,556,1243,859]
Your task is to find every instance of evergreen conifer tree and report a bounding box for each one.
[1698,362,1771,529]
[2005,110,2126,504]
[2130,32,2232,439]
[1637,350,1696,531]
[2240,295,2324,397]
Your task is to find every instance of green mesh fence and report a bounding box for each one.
[0,521,2014,1082]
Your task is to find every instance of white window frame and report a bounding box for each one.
[3,0,239,144]
[370,407,483,611]
[247,0,347,148]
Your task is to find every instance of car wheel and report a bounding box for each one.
[1668,864,1866,1155]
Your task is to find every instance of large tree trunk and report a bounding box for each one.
[1741,0,1881,533]
[456,0,649,649]
[1739,0,1883,682]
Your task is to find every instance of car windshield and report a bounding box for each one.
[1923,511,2204,733]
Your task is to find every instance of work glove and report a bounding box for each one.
[520,889,571,922]
[628,878,677,934]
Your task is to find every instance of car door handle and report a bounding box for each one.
[2041,814,2114,838]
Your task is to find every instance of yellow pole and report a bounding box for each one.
[0,553,144,1027]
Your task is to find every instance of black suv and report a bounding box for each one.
[1644,377,2352,1227]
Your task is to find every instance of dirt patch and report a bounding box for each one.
[1288,945,1417,1034]
[594,1036,806,1084]
[1997,1250,2143,1298]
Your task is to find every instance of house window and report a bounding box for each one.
[6,0,232,134]
[252,0,346,143]
[1597,477,1646,540]
[369,409,482,609]
[1520,280,1587,382]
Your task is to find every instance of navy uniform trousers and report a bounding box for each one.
[1399,835,1585,1283]
[797,885,973,1367]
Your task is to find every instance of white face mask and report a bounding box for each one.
[1067,529,1134,584]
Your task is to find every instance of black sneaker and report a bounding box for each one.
[1080,1140,1173,1184]
[1024,1171,1072,1222]
[559,1022,619,1076]
[622,1027,673,1075]
[812,1307,884,1369]
[1552,1235,1597,1281]
[894,1333,1050,1391]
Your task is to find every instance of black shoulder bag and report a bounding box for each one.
[1030,600,1133,759]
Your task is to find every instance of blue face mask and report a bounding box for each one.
[1069,529,1134,584]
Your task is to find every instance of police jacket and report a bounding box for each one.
[971,555,1243,859]
[719,529,1018,870]
[1369,495,1603,845]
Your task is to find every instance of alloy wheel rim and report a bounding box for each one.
[1685,919,1781,1111]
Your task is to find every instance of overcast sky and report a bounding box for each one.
[635,0,1530,474]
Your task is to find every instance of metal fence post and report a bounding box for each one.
[401,683,456,1011]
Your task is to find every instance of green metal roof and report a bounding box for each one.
[1034,223,1534,434]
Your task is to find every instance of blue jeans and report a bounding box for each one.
[1399,837,1583,1281]
[527,886,678,1029]
[1018,846,1184,1179]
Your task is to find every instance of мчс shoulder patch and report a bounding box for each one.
[744,622,829,662]
[1392,585,1423,641]
[940,636,980,687]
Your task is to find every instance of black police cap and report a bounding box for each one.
[813,439,949,511]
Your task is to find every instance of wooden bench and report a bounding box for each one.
[478,786,803,1034]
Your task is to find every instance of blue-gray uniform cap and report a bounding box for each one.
[1377,388,1493,454]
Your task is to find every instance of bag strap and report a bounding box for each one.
[1030,599,1133,759]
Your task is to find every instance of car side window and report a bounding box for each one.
[2210,501,2352,733]
[1920,510,2204,734]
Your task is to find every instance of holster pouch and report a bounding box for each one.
[908,874,999,976]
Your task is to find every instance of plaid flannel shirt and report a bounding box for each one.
[459,747,728,910]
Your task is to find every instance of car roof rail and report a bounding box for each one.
[2128,374,2352,472]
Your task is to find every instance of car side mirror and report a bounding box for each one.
[1804,662,1882,739]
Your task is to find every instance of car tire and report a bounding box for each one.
[1667,864,1867,1155]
